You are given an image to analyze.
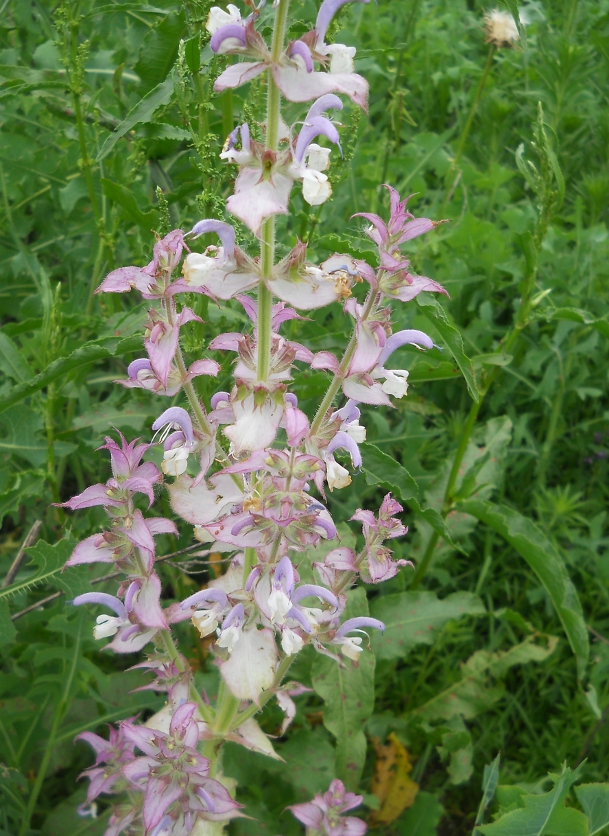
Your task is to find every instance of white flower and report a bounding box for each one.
[305,143,331,172]
[325,44,357,74]
[206,4,242,35]
[378,368,409,398]
[162,444,190,476]
[338,635,363,661]
[216,623,242,653]
[326,459,352,491]
[302,169,332,206]
[484,10,519,46]
[281,627,304,655]
[343,419,366,443]
[268,587,292,625]
[192,608,221,638]
[93,614,128,640]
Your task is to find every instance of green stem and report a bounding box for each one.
[441,46,495,215]
[310,289,380,436]
[257,0,290,382]
[213,679,241,735]
[243,546,257,586]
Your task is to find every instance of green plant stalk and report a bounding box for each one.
[18,619,83,836]
[213,679,242,735]
[310,289,380,436]
[257,0,290,383]
[441,46,495,216]
[243,546,257,585]
[158,629,215,724]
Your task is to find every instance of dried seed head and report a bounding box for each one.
[484,9,519,47]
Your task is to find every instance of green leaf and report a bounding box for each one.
[459,499,589,679]
[96,77,174,162]
[134,12,187,90]
[101,177,158,230]
[0,405,47,467]
[0,599,17,645]
[410,634,558,723]
[370,591,485,661]
[312,588,376,790]
[361,441,420,501]
[437,716,473,785]
[416,295,479,402]
[479,764,587,836]
[575,784,609,836]
[474,754,501,832]
[0,470,45,528]
[395,791,444,836]
[541,307,609,340]
[0,537,77,603]
[0,332,32,383]
[0,336,141,415]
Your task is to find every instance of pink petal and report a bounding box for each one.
[61,483,121,510]
[65,534,113,566]
[143,776,184,830]
[343,376,393,406]
[311,351,340,373]
[214,60,267,92]
[394,274,448,302]
[96,266,152,295]
[227,166,293,234]
[145,517,179,536]
[273,63,369,110]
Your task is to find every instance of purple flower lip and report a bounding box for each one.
[377,329,434,366]
[286,607,313,633]
[292,584,338,609]
[197,786,216,812]
[315,0,370,45]
[327,431,362,468]
[290,40,314,72]
[295,115,341,164]
[274,555,295,595]
[187,219,236,261]
[221,603,245,630]
[127,358,152,378]
[211,391,231,409]
[180,588,229,610]
[210,23,246,53]
[335,617,385,638]
[73,592,127,620]
[152,407,195,444]
[306,94,344,122]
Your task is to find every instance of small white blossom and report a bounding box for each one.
[327,459,352,491]
[206,4,242,35]
[282,627,304,655]
[325,44,357,74]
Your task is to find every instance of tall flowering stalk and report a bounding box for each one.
[62,1,449,833]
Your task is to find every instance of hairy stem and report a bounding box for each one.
[158,629,215,724]
[257,0,290,382]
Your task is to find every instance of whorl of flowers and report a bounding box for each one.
[63,1,449,833]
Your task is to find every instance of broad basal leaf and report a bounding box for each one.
[459,500,589,679]
[574,784,609,836]
[370,590,485,661]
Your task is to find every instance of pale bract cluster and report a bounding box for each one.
[63,1,448,834]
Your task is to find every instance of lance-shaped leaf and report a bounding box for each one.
[0,537,79,604]
[370,591,485,661]
[311,588,375,790]
[478,764,587,836]
[459,499,589,679]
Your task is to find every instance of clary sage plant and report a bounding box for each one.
[61,1,448,833]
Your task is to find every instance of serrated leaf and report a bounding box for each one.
[0,470,45,528]
[312,588,376,790]
[96,77,174,162]
[0,405,47,467]
[370,591,485,661]
[0,537,77,603]
[479,764,587,836]
[0,332,32,383]
[575,784,609,836]
[459,500,589,679]
[416,295,479,402]
[361,441,420,500]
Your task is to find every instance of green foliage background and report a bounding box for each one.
[1,0,609,833]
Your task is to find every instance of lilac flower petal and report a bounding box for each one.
[289,801,325,829]
[221,603,244,629]
[351,211,389,245]
[289,40,313,72]
[143,776,184,830]
[315,0,370,44]
[131,573,168,630]
[127,358,152,378]
[73,592,127,619]
[292,584,338,609]
[335,616,385,638]
[394,274,448,302]
[188,219,236,261]
[152,406,194,444]
[286,606,313,633]
[61,483,122,511]
[211,391,231,409]
[273,64,369,111]
[96,265,152,295]
[197,786,216,812]
[377,329,434,366]
[315,511,337,540]
[145,517,179,536]
[124,581,139,612]
[275,556,295,595]
[285,392,298,407]
[395,217,436,245]
[295,115,341,164]
[327,431,362,468]
[245,565,262,591]
[306,93,344,121]
[170,701,198,734]
[210,23,247,53]
[214,61,267,92]
[149,817,173,836]
[66,535,114,566]
[181,588,228,610]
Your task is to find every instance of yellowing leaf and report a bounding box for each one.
[371,733,419,825]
